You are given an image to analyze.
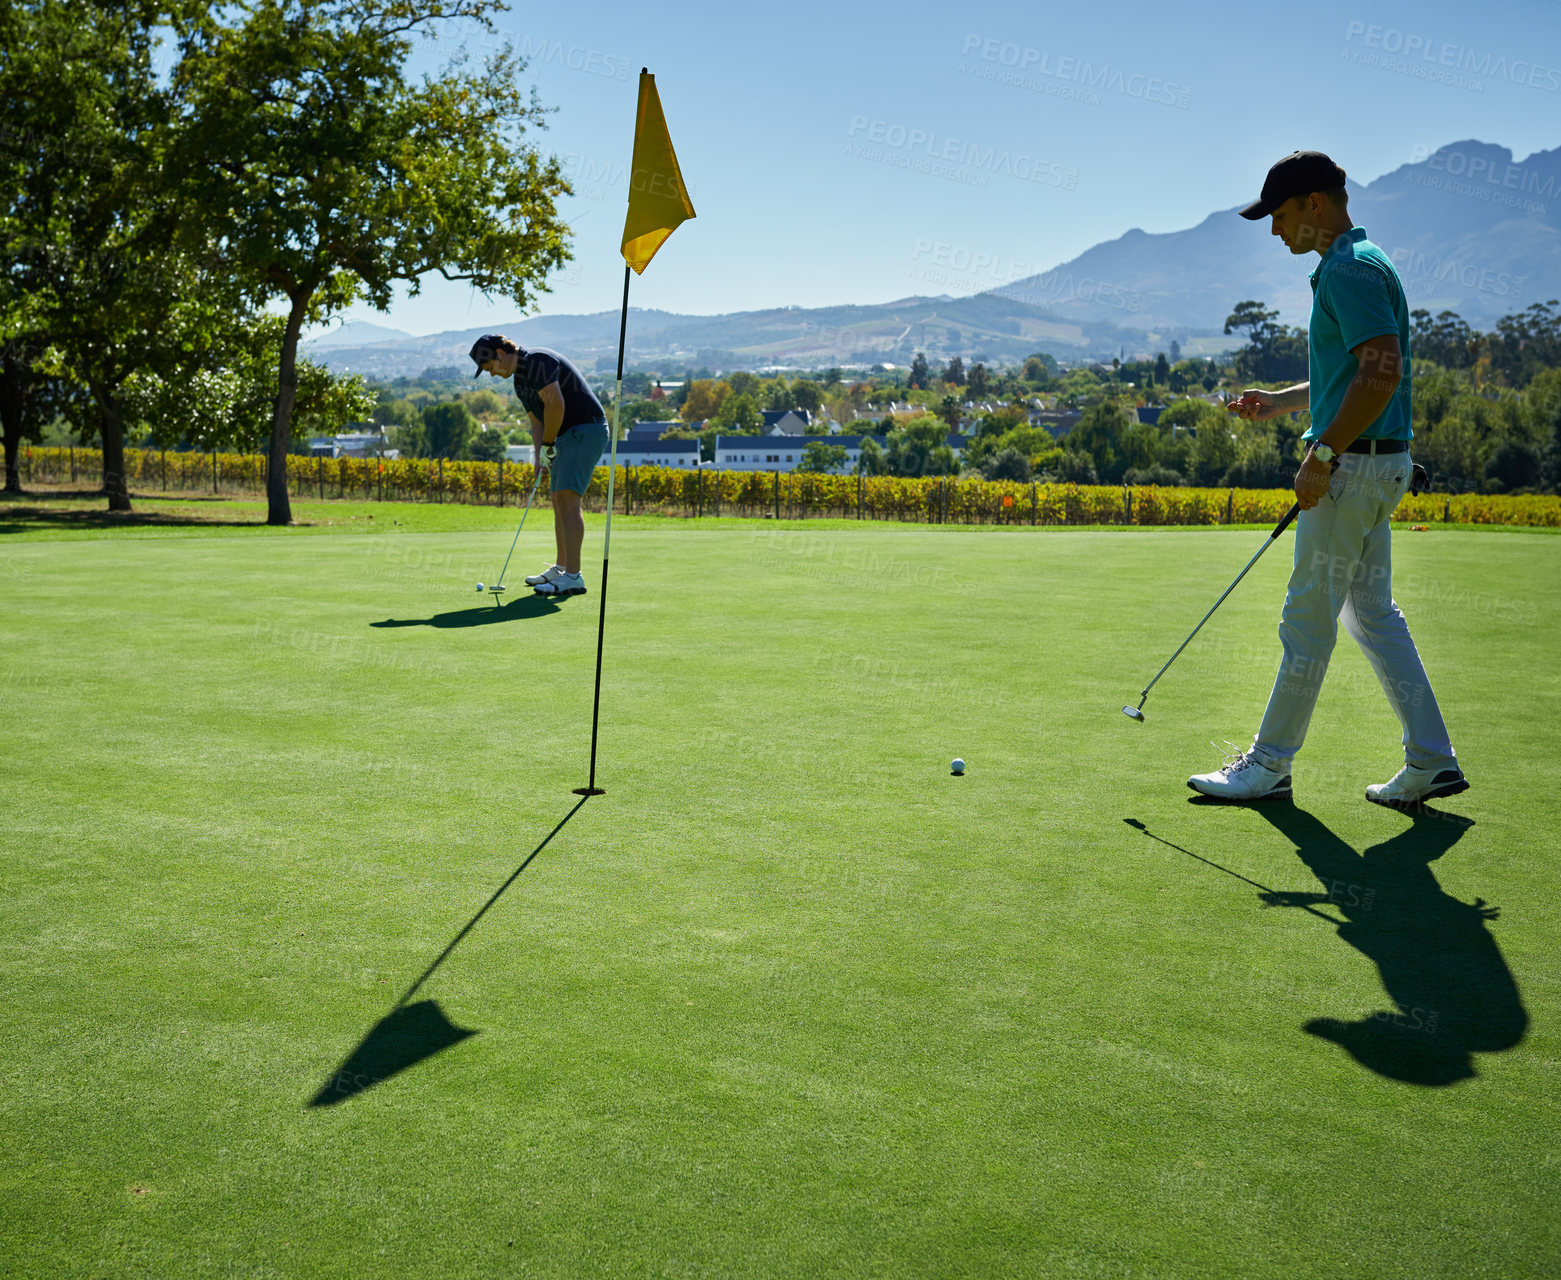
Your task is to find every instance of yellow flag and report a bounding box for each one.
[620,70,696,274]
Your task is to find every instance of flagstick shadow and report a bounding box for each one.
[310,796,591,1107]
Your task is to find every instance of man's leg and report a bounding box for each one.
[554,489,585,573]
[1340,510,1457,774]
[1246,489,1366,774]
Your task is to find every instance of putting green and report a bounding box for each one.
[2,512,1556,1278]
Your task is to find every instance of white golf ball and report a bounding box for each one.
[476,582,484,591]
[951,758,966,775]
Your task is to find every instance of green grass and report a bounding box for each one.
[3,511,1558,1278]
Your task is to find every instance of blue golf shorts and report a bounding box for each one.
[551,421,609,495]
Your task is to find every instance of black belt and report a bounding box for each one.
[1344,438,1408,454]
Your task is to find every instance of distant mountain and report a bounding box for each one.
[304,139,1559,379]
[306,320,415,348]
[992,140,1561,331]
[302,295,1179,379]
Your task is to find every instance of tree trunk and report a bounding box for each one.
[267,295,309,526]
[91,380,132,512]
[1,354,24,493]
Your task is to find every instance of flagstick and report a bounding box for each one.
[574,263,631,797]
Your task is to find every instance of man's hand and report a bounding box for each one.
[1294,449,1332,509]
[543,443,557,468]
[1227,389,1282,421]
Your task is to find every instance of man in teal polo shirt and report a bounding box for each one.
[1188,151,1465,807]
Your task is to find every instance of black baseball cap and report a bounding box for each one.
[469,334,514,377]
[1239,151,1348,220]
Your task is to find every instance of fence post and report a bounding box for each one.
[161,449,166,492]
[1225,487,1234,525]
[1031,482,1037,525]
[438,457,443,503]
[69,446,76,483]
[713,468,720,518]
[498,458,504,507]
[774,469,780,520]
[211,449,218,494]
[1443,497,1451,523]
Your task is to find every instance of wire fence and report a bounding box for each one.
[13,446,1561,527]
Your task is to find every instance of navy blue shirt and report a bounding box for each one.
[512,347,605,429]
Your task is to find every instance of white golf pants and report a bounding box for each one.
[1250,450,1457,775]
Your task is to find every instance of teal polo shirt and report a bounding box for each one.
[1306,227,1413,443]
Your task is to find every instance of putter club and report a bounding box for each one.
[484,465,545,600]
[1123,501,1300,722]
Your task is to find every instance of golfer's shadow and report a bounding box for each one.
[310,796,589,1107]
[1256,804,1526,1085]
[371,593,562,629]
[1129,805,1527,1086]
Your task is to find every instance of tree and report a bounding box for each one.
[2,0,233,511]
[941,355,965,386]
[908,352,931,390]
[982,447,1031,482]
[1410,309,1477,370]
[680,379,730,423]
[711,392,761,432]
[966,363,991,399]
[1223,300,1307,383]
[1022,352,1057,383]
[1484,440,1541,492]
[171,0,571,524]
[886,417,954,477]
[798,441,848,473]
[856,436,888,476]
[1153,352,1170,385]
[469,426,507,462]
[1066,401,1131,482]
[938,395,962,430]
[423,400,475,459]
[726,371,760,398]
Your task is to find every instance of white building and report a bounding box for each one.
[307,429,397,459]
[714,433,911,474]
[614,437,702,468]
[504,444,535,465]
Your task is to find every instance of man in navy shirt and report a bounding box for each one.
[469,335,611,597]
[1188,152,1464,808]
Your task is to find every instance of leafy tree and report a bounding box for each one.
[423,400,475,459]
[469,427,507,462]
[798,441,848,473]
[1486,300,1561,386]
[938,395,962,429]
[1224,300,1308,383]
[617,396,676,425]
[711,392,761,432]
[464,388,508,420]
[1410,309,1477,370]
[1123,464,1184,487]
[886,417,954,477]
[966,363,990,399]
[907,352,931,390]
[1066,401,1131,482]
[941,355,965,386]
[856,436,888,476]
[2,0,231,510]
[170,0,571,523]
[680,379,730,423]
[790,379,823,414]
[1153,352,1170,385]
[981,446,1031,482]
[726,371,760,398]
[1484,440,1541,492]
[1022,352,1057,383]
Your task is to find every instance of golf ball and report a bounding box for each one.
[951,758,966,775]
[476,582,484,591]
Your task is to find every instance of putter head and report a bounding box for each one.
[1122,705,1146,722]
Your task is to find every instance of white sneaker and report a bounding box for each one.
[524,564,564,587]
[1188,745,1292,801]
[1366,765,1468,808]
[533,572,586,597]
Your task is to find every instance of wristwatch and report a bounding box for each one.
[1312,443,1336,464]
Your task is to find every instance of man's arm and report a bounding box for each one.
[1228,382,1309,421]
[538,382,566,444]
[1293,333,1403,509]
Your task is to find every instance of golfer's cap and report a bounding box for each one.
[1239,151,1347,220]
[469,334,512,377]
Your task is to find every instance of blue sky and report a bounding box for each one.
[316,0,1559,338]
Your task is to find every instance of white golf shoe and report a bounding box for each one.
[1187,746,1292,802]
[1366,765,1468,808]
[525,564,565,587]
[533,571,586,597]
